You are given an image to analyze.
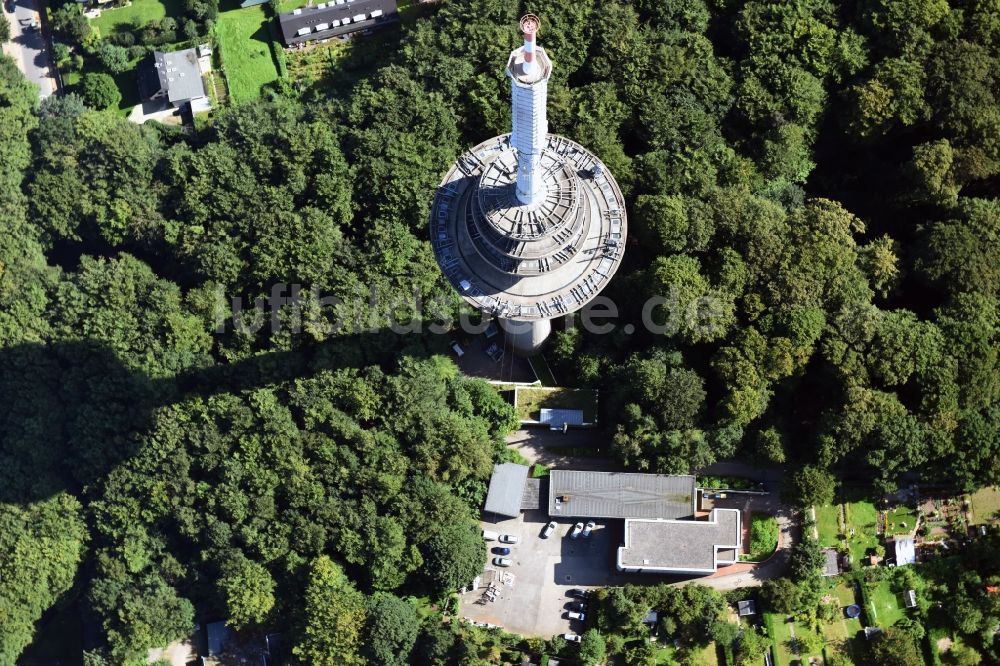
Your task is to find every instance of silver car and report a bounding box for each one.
[493,557,512,567]
[582,520,595,537]
[541,521,557,538]
[570,522,584,539]
[499,534,520,544]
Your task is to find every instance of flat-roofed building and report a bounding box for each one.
[617,508,742,575]
[548,470,696,520]
[277,0,398,46]
[484,463,531,519]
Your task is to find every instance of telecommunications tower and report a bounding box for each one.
[430,15,627,355]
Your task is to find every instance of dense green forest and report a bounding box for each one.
[1,0,999,663]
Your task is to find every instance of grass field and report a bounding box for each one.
[89,0,184,36]
[767,615,823,666]
[844,501,881,562]
[815,503,841,547]
[866,579,906,627]
[216,4,280,102]
[823,581,864,662]
[970,486,1000,524]
[886,505,918,536]
[688,643,719,666]
[514,387,598,423]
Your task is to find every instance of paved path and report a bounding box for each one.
[506,427,622,471]
[683,505,798,591]
[2,0,57,98]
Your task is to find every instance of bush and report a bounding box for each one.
[748,515,779,560]
[107,31,136,47]
[81,72,121,110]
[95,42,131,74]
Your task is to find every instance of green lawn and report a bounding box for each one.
[216,5,280,102]
[887,505,918,536]
[747,514,779,561]
[970,486,1000,524]
[688,642,720,666]
[843,501,881,563]
[514,387,598,423]
[815,503,841,547]
[823,581,864,663]
[765,615,822,666]
[89,0,184,36]
[866,579,906,627]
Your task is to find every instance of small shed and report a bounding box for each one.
[737,600,757,616]
[864,626,883,640]
[822,548,841,576]
[643,610,659,626]
[904,589,917,608]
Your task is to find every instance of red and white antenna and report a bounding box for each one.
[520,14,540,74]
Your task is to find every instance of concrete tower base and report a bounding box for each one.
[500,318,552,356]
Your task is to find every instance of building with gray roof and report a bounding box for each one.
[143,49,207,107]
[484,463,531,518]
[548,470,696,520]
[277,0,398,46]
[617,508,742,575]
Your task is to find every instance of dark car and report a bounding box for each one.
[492,546,511,555]
[4,1,14,13]
[567,589,590,600]
[565,601,587,612]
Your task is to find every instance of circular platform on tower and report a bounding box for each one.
[430,134,627,321]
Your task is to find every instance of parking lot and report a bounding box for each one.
[459,509,616,637]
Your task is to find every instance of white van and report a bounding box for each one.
[482,530,499,541]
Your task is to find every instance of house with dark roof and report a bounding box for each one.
[139,48,209,110]
[548,470,697,520]
[277,0,398,46]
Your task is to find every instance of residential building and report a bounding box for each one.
[140,48,209,111]
[277,0,398,46]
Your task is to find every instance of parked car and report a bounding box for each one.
[563,633,582,643]
[566,601,587,612]
[582,520,595,537]
[567,589,590,599]
[566,611,586,621]
[482,530,499,541]
[541,521,557,538]
[499,534,519,544]
[570,522,584,539]
[492,546,511,555]
[493,557,512,567]
[3,1,14,13]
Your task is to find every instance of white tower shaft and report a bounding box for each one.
[509,17,548,206]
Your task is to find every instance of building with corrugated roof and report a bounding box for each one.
[277,0,398,46]
[548,470,696,520]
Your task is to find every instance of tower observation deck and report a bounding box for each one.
[430,15,627,355]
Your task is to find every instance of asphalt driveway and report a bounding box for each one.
[2,0,57,98]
